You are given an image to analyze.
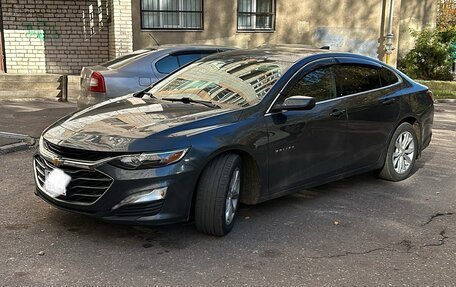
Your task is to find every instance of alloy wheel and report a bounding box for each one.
[225,168,241,225]
[392,131,415,174]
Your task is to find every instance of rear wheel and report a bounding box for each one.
[379,122,418,181]
[195,154,242,236]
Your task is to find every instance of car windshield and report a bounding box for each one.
[148,55,294,107]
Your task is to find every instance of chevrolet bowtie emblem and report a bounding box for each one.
[51,157,64,167]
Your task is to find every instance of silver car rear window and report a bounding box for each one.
[102,50,153,69]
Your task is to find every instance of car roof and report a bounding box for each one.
[201,45,383,67]
[138,44,235,55]
[199,46,332,64]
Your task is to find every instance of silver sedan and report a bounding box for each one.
[77,45,234,109]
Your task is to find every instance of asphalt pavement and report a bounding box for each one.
[0,102,455,286]
[0,100,76,138]
[0,100,76,154]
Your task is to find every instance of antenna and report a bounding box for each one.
[148,33,160,46]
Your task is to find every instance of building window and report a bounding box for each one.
[141,0,203,30]
[89,4,95,35]
[237,0,275,31]
[97,0,104,29]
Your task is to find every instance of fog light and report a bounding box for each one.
[112,187,167,210]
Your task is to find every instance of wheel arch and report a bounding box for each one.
[397,116,422,155]
[189,146,264,220]
[378,116,421,181]
[380,115,422,167]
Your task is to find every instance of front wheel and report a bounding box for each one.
[195,154,242,236]
[379,122,418,181]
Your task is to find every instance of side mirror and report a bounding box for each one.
[272,96,316,112]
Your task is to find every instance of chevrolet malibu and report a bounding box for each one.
[34,47,434,236]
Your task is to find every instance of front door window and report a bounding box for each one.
[286,66,335,102]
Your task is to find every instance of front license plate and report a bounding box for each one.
[44,169,50,180]
[43,168,72,198]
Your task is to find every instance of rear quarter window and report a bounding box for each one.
[155,55,179,74]
[379,67,400,87]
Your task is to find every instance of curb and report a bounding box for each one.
[0,131,31,140]
[0,131,36,155]
[0,141,34,155]
[0,97,65,103]
[435,99,456,103]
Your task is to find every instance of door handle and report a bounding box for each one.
[329,109,345,118]
[382,98,398,105]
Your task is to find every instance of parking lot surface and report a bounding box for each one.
[0,100,75,138]
[0,103,455,286]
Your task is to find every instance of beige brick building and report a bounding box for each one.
[0,0,437,75]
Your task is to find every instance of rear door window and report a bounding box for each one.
[334,65,381,97]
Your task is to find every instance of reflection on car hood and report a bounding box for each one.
[44,96,236,152]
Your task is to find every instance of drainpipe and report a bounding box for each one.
[0,0,6,72]
[385,0,395,64]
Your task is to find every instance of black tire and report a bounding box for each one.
[195,153,242,236]
[379,122,418,181]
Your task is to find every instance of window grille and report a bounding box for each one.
[141,0,203,30]
[238,0,275,31]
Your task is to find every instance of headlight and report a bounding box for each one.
[109,148,189,169]
[38,135,44,153]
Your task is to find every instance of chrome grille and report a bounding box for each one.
[34,155,113,204]
[43,140,122,162]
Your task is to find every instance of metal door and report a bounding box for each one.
[265,59,349,194]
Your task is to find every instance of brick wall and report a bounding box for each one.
[3,29,46,73]
[109,0,133,58]
[0,0,110,74]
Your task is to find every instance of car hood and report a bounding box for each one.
[44,95,239,152]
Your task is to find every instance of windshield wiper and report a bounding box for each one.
[133,86,155,98]
[161,97,221,109]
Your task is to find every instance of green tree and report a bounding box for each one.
[398,28,456,80]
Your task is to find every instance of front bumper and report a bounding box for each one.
[33,153,198,225]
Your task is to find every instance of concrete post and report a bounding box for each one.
[58,75,68,102]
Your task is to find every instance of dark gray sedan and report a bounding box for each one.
[36,47,433,236]
[77,45,234,109]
